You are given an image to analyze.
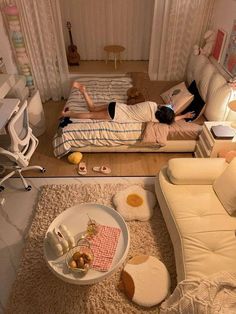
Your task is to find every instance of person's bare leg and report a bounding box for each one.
[60,109,111,120]
[73,82,107,112]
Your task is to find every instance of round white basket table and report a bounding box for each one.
[43,203,130,285]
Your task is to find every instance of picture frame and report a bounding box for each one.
[212,29,227,63]
[223,20,236,77]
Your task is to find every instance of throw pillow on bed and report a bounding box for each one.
[160,82,194,115]
[182,80,206,122]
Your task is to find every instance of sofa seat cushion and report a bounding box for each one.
[156,167,236,281]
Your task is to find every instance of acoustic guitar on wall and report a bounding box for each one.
[66,21,80,66]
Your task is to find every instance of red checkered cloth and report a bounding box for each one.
[90,225,121,272]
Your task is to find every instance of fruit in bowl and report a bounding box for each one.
[66,239,94,273]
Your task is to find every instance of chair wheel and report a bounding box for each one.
[0,186,4,192]
[41,168,46,173]
[25,185,32,191]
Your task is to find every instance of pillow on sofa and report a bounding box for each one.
[213,158,236,215]
[160,82,194,115]
[181,80,206,122]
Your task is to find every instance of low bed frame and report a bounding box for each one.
[53,54,235,158]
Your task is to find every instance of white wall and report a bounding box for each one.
[211,0,236,65]
[60,0,154,61]
[0,12,18,74]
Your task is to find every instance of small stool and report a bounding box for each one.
[104,45,125,70]
[120,255,170,307]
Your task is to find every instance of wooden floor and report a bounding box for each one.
[6,63,193,178]
[69,60,149,75]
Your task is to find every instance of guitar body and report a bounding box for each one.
[66,22,80,66]
[67,44,80,65]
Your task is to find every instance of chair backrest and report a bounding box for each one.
[5,100,39,167]
[7,100,31,153]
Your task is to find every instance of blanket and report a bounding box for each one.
[66,75,133,112]
[160,271,236,314]
[53,121,145,158]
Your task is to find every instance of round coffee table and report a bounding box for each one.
[104,45,125,69]
[43,203,130,285]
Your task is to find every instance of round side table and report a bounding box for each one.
[104,45,125,70]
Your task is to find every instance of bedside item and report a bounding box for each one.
[119,255,170,307]
[210,124,235,139]
[195,121,236,158]
[160,82,194,115]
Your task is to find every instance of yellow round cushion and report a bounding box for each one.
[67,152,83,164]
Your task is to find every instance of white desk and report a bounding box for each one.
[0,74,29,100]
[0,98,20,131]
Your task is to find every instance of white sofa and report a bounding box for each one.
[155,157,236,282]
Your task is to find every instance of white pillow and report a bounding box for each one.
[160,82,194,115]
[213,158,236,215]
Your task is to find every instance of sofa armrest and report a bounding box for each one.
[167,158,228,185]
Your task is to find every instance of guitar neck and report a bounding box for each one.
[68,30,74,46]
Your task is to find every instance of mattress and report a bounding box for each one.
[53,75,202,158]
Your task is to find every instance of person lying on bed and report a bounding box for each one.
[60,82,195,125]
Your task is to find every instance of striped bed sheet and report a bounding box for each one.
[53,120,145,158]
[53,75,145,158]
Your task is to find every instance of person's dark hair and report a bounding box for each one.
[155,106,175,125]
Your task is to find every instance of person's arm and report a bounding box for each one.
[174,111,195,121]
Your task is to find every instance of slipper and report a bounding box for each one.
[77,161,87,175]
[92,166,111,174]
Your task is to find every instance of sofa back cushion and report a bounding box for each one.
[213,158,236,215]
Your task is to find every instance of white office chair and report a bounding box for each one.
[0,100,45,192]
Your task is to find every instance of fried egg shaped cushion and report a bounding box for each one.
[113,185,156,221]
[120,255,170,307]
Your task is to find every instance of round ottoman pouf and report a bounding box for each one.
[113,185,156,221]
[120,255,170,307]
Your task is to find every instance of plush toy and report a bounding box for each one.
[193,30,215,57]
[127,87,145,105]
[68,152,83,164]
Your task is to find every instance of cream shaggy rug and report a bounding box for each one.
[6,183,176,314]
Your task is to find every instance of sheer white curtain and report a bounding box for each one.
[17,0,69,101]
[60,0,154,60]
[1,0,70,102]
[148,0,214,81]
